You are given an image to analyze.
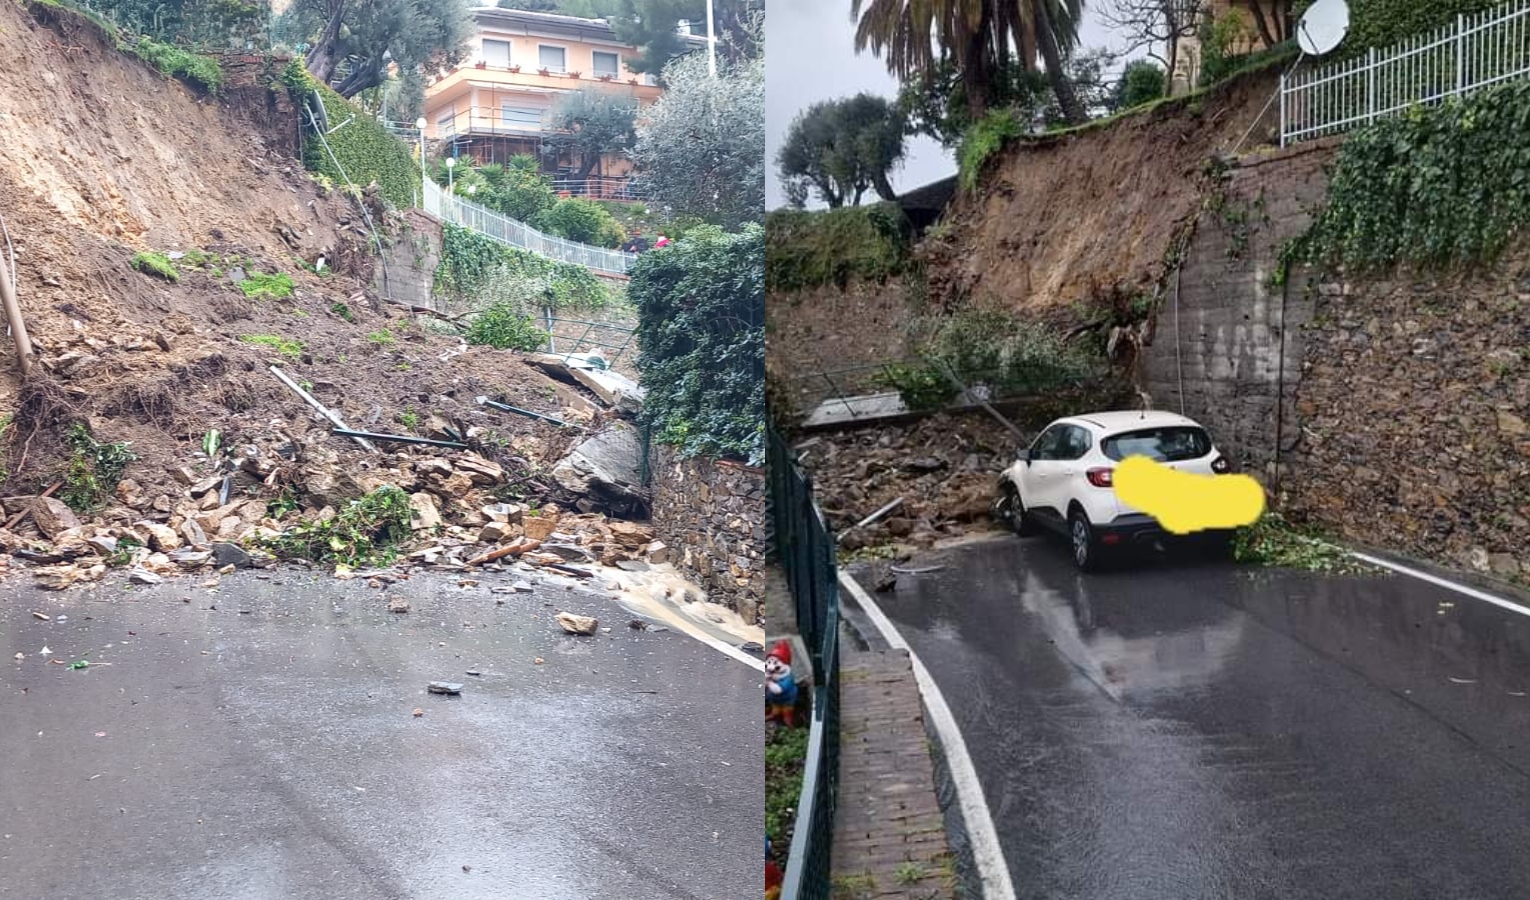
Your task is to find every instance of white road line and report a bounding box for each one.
[1351,552,1530,618]
[838,571,1018,900]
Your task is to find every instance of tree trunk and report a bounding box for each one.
[305,0,347,84]
[1247,0,1279,50]
[872,170,897,202]
[1032,0,1085,124]
[333,61,384,99]
[961,27,993,119]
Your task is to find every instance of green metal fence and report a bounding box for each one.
[768,422,841,900]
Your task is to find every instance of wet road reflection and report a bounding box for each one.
[860,536,1530,900]
[0,570,760,899]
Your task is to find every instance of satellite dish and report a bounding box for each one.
[1297,0,1350,56]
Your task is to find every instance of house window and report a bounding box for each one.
[501,104,542,130]
[592,51,619,78]
[482,39,510,68]
[538,45,566,72]
[437,110,456,135]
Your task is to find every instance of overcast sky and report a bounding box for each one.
[765,0,1126,210]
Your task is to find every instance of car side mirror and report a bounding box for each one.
[1016,449,1031,464]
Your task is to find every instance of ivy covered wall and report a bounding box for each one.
[282,61,419,210]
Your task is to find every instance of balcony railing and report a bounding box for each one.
[550,176,645,202]
[432,105,551,142]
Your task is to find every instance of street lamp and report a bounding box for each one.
[706,0,716,78]
[445,155,455,194]
[415,116,427,205]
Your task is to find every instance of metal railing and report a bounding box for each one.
[423,178,637,274]
[550,176,646,202]
[431,105,552,142]
[1282,0,1530,145]
[768,422,841,900]
[542,312,637,365]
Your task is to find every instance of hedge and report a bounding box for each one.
[282,61,420,211]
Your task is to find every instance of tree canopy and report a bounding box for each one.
[852,0,1087,124]
[279,0,474,98]
[632,44,764,229]
[778,94,906,208]
[542,89,639,179]
[1111,59,1166,111]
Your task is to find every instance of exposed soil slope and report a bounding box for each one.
[923,71,1283,321]
[0,1,609,560]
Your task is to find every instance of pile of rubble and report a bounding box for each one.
[796,413,1020,550]
[0,354,667,591]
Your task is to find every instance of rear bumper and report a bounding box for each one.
[1094,515,1233,546]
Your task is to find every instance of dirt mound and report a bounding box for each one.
[922,70,1284,322]
[0,0,638,582]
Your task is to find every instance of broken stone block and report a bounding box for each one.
[554,612,598,635]
[408,492,443,531]
[478,521,519,543]
[482,502,524,524]
[128,567,163,585]
[171,466,197,486]
[32,498,81,539]
[212,542,253,569]
[608,520,656,548]
[87,535,119,557]
[523,514,559,542]
[135,521,182,552]
[181,517,209,547]
[437,472,475,499]
[388,595,410,613]
[646,540,670,565]
[189,475,223,498]
[415,458,454,480]
[453,454,505,485]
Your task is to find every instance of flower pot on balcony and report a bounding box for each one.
[474,61,486,69]
[568,71,582,79]
[597,74,614,82]
[509,65,521,73]
[537,68,550,77]
[627,78,639,85]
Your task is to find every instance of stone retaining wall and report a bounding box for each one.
[649,448,766,624]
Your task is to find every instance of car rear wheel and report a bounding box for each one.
[995,483,1036,536]
[1069,509,1103,571]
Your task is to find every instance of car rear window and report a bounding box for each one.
[1102,427,1212,462]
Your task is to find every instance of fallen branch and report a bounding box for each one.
[465,537,541,567]
[3,482,61,531]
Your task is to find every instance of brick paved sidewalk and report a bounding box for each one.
[831,647,957,899]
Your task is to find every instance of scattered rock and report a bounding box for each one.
[408,492,443,531]
[87,535,118,557]
[135,521,181,552]
[523,514,559,542]
[212,542,252,569]
[387,596,410,613]
[427,681,463,694]
[554,612,598,635]
[129,567,163,585]
[32,498,81,540]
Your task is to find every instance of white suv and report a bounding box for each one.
[995,411,1233,570]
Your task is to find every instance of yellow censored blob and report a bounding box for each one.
[1112,456,1265,534]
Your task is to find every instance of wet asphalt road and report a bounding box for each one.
[858,535,1530,900]
[0,568,761,900]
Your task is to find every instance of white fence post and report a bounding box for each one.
[1279,71,1288,147]
[1367,47,1377,123]
[1457,13,1467,95]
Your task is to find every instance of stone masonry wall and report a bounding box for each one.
[1137,140,1335,480]
[649,448,766,624]
[1137,138,1529,580]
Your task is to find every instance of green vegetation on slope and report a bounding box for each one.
[283,61,420,210]
[765,204,912,292]
[1287,79,1530,273]
[435,223,614,311]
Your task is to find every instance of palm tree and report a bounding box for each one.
[852,0,1087,124]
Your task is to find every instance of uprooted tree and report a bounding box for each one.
[282,0,474,98]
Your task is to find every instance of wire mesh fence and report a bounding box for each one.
[1282,0,1530,144]
[423,178,638,274]
[768,422,842,900]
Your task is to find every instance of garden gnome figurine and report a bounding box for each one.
[765,640,798,726]
[766,838,783,900]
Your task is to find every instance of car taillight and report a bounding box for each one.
[1211,456,1230,474]
[1086,467,1114,488]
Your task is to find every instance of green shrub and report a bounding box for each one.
[367,328,395,345]
[958,109,1028,192]
[465,302,550,351]
[329,301,356,323]
[262,485,413,567]
[283,61,419,210]
[884,363,958,411]
[435,224,614,310]
[131,251,179,282]
[631,225,764,464]
[59,424,137,512]
[765,204,912,292]
[238,271,294,300]
[240,334,303,357]
[530,197,626,248]
[1232,512,1380,574]
[765,724,809,851]
[127,36,222,93]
